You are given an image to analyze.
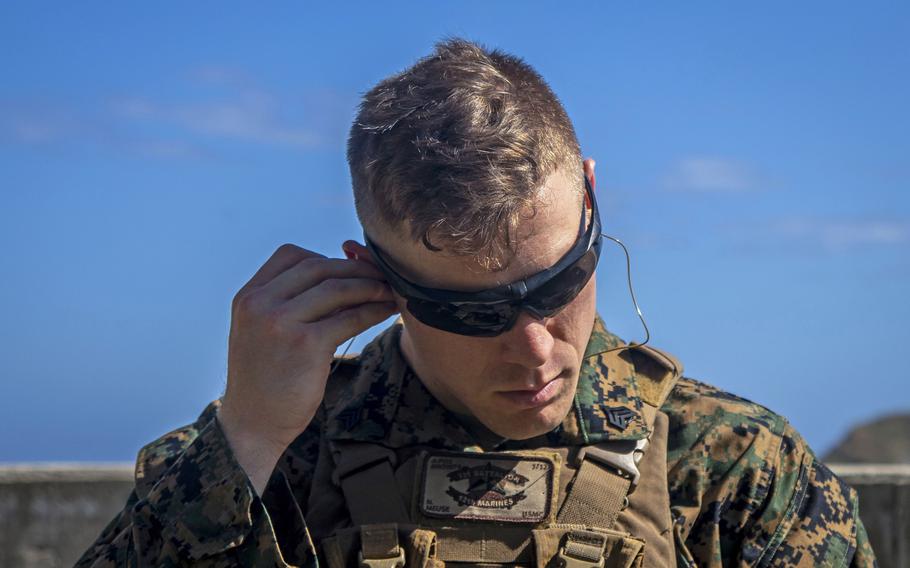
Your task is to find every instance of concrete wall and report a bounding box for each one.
[834,464,910,567]
[0,464,134,568]
[1,463,908,567]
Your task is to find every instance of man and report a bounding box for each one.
[77,38,876,567]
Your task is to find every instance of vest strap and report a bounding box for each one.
[559,529,608,568]
[557,459,630,527]
[532,525,646,568]
[359,524,406,568]
[332,441,410,525]
[321,524,441,568]
[557,436,649,527]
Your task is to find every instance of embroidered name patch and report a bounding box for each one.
[419,452,556,523]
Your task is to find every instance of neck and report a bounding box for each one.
[398,325,506,449]
[398,324,469,415]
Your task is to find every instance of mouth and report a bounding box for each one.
[497,375,565,409]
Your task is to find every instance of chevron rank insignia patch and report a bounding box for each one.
[605,407,637,431]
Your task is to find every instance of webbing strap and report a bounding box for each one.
[558,399,656,529]
[319,525,441,568]
[557,458,632,527]
[560,529,608,568]
[433,525,535,563]
[333,442,410,525]
[360,524,405,568]
[532,526,646,568]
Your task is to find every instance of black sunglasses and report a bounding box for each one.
[363,176,603,337]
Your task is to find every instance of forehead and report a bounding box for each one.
[371,169,585,291]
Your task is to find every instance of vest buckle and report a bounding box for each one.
[574,437,649,488]
[359,524,406,568]
[358,547,405,568]
[557,529,608,568]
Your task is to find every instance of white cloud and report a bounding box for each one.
[131,140,210,160]
[117,65,343,149]
[11,119,61,143]
[772,218,909,251]
[0,99,75,145]
[665,157,759,193]
[111,93,323,149]
[187,65,256,88]
[2,66,340,156]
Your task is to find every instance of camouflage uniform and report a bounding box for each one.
[76,315,877,567]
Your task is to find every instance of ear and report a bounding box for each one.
[583,157,597,190]
[342,239,406,305]
[341,240,376,265]
[582,157,597,208]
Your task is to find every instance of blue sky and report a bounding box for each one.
[1,2,908,461]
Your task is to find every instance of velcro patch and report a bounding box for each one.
[419,452,556,524]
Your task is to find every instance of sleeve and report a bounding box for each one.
[743,422,878,568]
[73,402,321,568]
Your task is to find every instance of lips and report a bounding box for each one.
[498,377,564,409]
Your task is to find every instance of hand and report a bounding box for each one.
[217,243,397,491]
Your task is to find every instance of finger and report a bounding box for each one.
[246,244,325,289]
[313,301,399,347]
[266,257,388,300]
[284,277,395,323]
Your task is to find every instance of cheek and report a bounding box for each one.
[577,273,597,309]
[402,312,495,367]
[553,276,597,334]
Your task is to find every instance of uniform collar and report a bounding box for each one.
[325,314,651,449]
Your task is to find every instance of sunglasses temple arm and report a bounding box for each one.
[596,234,651,355]
[330,236,650,363]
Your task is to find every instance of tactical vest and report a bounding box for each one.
[306,325,683,568]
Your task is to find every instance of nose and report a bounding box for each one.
[499,310,556,369]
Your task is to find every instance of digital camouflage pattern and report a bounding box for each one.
[75,314,877,567]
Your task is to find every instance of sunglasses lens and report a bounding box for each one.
[527,248,598,315]
[403,245,599,336]
[405,297,516,336]
[404,248,598,336]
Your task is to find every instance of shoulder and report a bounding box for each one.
[660,377,868,565]
[322,353,368,413]
[661,376,792,464]
[660,375,794,504]
[134,400,221,496]
[133,398,327,499]
[660,377,793,532]
[320,324,408,442]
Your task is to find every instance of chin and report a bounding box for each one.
[483,389,575,440]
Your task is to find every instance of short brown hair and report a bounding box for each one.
[347,37,583,270]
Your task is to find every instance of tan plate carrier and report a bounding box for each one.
[309,345,683,568]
